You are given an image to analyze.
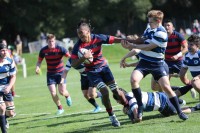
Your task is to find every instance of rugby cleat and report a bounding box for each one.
[93,106,102,113]
[5,120,9,129]
[109,115,120,127]
[56,109,64,115]
[178,112,188,120]
[136,106,143,122]
[66,96,72,106]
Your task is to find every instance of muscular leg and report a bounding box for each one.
[107,81,128,106]
[5,101,15,117]
[88,87,98,99]
[0,98,6,133]
[58,83,70,97]
[83,89,99,109]
[100,87,112,114]
[191,78,200,93]
[158,76,188,120]
[130,70,143,121]
[151,77,162,91]
[48,84,62,108]
[58,83,72,107]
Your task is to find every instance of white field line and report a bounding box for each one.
[18,113,51,116]
[18,105,122,119]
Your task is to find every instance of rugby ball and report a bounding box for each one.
[78,48,93,64]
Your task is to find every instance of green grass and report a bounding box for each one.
[8,45,200,133]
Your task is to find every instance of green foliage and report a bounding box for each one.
[1,0,200,43]
[0,0,153,41]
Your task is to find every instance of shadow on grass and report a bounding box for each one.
[10,109,189,132]
[10,113,50,121]
[10,110,122,129]
[185,100,199,105]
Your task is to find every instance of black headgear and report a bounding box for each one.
[0,43,7,50]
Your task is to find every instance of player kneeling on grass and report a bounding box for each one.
[113,88,200,123]
[0,42,16,133]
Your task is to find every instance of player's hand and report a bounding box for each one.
[121,40,130,49]
[3,86,10,94]
[121,40,136,50]
[171,55,179,61]
[84,49,93,59]
[120,58,127,68]
[120,58,134,68]
[35,67,40,75]
[60,78,65,84]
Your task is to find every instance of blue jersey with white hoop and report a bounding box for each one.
[126,91,167,112]
[183,50,200,77]
[0,57,16,92]
[138,25,168,62]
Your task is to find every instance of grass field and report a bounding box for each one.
[8,45,200,133]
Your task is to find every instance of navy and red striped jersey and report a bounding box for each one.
[165,31,186,61]
[38,45,70,74]
[71,34,115,71]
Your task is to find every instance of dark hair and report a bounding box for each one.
[163,19,174,25]
[77,19,93,31]
[0,42,7,50]
[187,34,200,46]
[68,46,73,53]
[113,88,127,101]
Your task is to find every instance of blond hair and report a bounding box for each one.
[147,10,164,22]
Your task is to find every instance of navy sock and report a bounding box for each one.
[106,108,114,116]
[178,85,193,96]
[132,88,143,107]
[171,86,180,91]
[0,115,6,133]
[88,98,98,108]
[170,96,182,114]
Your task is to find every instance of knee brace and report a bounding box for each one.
[96,82,107,90]
[6,105,15,111]
[108,82,118,91]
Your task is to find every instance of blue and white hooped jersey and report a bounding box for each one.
[183,50,200,77]
[125,91,167,112]
[65,58,86,76]
[139,25,168,62]
[0,57,16,92]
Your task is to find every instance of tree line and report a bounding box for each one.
[0,0,199,46]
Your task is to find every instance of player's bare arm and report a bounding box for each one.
[122,41,157,51]
[120,49,140,68]
[3,74,16,94]
[171,41,188,61]
[35,61,41,75]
